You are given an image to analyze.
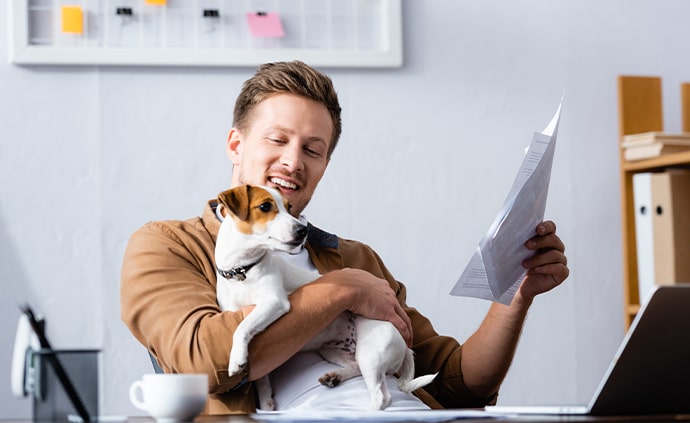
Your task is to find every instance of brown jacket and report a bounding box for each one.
[120,199,497,414]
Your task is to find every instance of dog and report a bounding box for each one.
[215,185,436,410]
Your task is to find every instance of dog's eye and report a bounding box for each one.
[258,202,273,213]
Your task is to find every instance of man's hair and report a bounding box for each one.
[233,61,343,158]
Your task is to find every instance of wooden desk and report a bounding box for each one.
[4,413,690,423]
[205,414,690,423]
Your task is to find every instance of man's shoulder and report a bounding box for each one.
[136,216,204,237]
[129,200,219,247]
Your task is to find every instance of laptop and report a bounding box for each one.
[488,284,690,415]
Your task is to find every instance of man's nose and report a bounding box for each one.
[280,143,304,171]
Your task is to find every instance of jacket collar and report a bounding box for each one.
[306,224,338,249]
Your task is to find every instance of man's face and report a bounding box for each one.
[227,93,333,217]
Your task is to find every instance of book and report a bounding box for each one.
[621,131,690,147]
[623,142,690,161]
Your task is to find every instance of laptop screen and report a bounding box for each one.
[589,284,690,415]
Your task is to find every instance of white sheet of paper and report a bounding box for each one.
[252,409,499,422]
[450,102,561,304]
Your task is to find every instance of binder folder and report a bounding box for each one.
[632,173,655,302]
[651,170,690,285]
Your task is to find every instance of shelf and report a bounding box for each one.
[621,151,690,172]
[618,76,690,328]
[626,303,641,317]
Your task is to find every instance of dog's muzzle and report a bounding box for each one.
[290,221,308,246]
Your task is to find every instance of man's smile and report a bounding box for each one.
[269,177,299,191]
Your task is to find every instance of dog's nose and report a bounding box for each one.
[295,225,308,239]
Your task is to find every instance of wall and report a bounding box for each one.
[2,0,690,417]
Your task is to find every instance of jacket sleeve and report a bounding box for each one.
[403,292,499,408]
[120,219,249,395]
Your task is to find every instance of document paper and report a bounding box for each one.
[252,409,498,422]
[451,102,561,304]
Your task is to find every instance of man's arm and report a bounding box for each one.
[121,218,412,390]
[245,268,413,380]
[460,221,569,398]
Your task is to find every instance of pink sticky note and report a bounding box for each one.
[246,12,285,38]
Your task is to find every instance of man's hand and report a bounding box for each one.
[519,220,569,301]
[329,268,413,347]
[461,220,569,398]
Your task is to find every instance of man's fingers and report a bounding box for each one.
[526,232,565,253]
[523,249,567,269]
[537,220,557,235]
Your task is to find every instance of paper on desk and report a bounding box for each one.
[450,102,561,305]
[252,409,499,422]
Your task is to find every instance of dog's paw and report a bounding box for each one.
[259,398,276,411]
[228,359,247,377]
[369,390,392,410]
[228,347,249,377]
[318,372,342,388]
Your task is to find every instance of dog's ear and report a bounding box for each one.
[218,185,251,221]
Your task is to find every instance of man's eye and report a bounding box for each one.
[305,148,324,158]
[258,202,273,212]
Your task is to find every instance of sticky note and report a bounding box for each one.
[145,0,167,5]
[61,5,83,34]
[246,12,285,38]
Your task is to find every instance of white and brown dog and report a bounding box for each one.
[215,185,436,410]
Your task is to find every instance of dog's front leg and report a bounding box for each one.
[228,297,290,377]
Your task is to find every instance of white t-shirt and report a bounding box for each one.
[270,249,429,411]
[270,351,429,411]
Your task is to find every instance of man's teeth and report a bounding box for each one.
[270,178,297,190]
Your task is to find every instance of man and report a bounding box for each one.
[121,61,569,414]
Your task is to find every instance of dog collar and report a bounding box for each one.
[217,261,259,281]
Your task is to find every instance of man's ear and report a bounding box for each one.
[218,185,252,221]
[226,128,242,165]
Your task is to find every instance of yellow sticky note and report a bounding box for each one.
[61,5,83,34]
[145,0,167,5]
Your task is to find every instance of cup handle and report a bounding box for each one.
[129,380,147,411]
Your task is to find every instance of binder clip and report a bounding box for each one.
[202,9,220,33]
[116,7,134,25]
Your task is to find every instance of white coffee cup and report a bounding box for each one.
[129,374,208,422]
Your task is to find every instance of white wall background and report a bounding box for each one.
[2,0,690,418]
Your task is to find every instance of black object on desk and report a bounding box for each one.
[19,304,93,422]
